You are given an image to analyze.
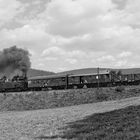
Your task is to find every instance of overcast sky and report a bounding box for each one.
[0,0,140,72]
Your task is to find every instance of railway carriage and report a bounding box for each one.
[68,71,111,89]
[28,74,68,91]
[28,70,112,90]
[133,73,140,85]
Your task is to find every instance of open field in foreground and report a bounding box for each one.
[62,102,140,140]
[1,96,140,140]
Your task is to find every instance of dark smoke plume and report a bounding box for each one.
[0,46,31,75]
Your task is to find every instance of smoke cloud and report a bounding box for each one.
[0,46,31,75]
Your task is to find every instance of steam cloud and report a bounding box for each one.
[0,46,31,75]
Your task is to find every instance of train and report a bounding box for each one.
[0,75,28,92]
[1,69,140,92]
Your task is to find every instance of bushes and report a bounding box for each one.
[95,89,109,102]
[0,85,138,112]
[0,89,109,111]
[115,86,125,92]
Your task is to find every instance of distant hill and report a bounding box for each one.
[58,68,110,75]
[115,68,140,74]
[27,69,55,77]
[1,67,140,79]
[58,68,140,75]
[0,68,55,79]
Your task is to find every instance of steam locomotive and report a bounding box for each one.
[0,75,28,92]
[1,69,140,92]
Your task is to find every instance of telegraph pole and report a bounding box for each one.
[97,67,100,90]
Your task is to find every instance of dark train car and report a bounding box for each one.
[68,71,111,89]
[28,70,113,90]
[120,74,134,85]
[133,73,140,85]
[109,71,121,85]
[117,73,140,85]
[68,75,81,89]
[28,74,68,91]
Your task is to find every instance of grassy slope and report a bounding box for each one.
[1,67,140,78]
[61,105,140,140]
[26,67,140,77]
[27,68,55,77]
[0,86,140,111]
[58,68,108,75]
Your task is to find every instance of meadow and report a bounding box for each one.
[1,96,140,140]
[0,86,140,139]
[0,85,140,111]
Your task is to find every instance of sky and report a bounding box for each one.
[0,0,140,72]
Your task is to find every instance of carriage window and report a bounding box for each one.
[72,77,75,80]
[62,78,65,82]
[96,75,99,79]
[28,80,31,84]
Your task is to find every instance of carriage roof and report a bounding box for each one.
[29,74,68,80]
[28,70,110,81]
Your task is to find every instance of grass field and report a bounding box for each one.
[61,105,140,140]
[1,96,140,140]
[1,85,140,139]
[1,85,140,111]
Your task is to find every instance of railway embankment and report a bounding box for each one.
[0,86,140,111]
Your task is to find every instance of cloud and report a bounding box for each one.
[40,0,115,37]
[97,55,115,62]
[0,0,24,28]
[0,0,140,72]
[115,60,127,67]
[42,46,65,56]
[118,51,132,58]
[65,58,77,64]
[112,0,128,10]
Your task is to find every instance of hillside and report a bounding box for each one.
[116,68,140,74]
[21,67,140,78]
[58,68,108,75]
[58,68,140,75]
[27,68,55,77]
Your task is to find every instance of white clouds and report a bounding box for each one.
[0,0,24,28]
[115,60,127,67]
[65,58,77,64]
[44,57,57,61]
[42,47,87,65]
[42,46,65,56]
[47,0,113,18]
[1,24,47,42]
[97,55,115,62]
[44,0,114,37]
[118,51,132,58]
[0,0,140,72]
